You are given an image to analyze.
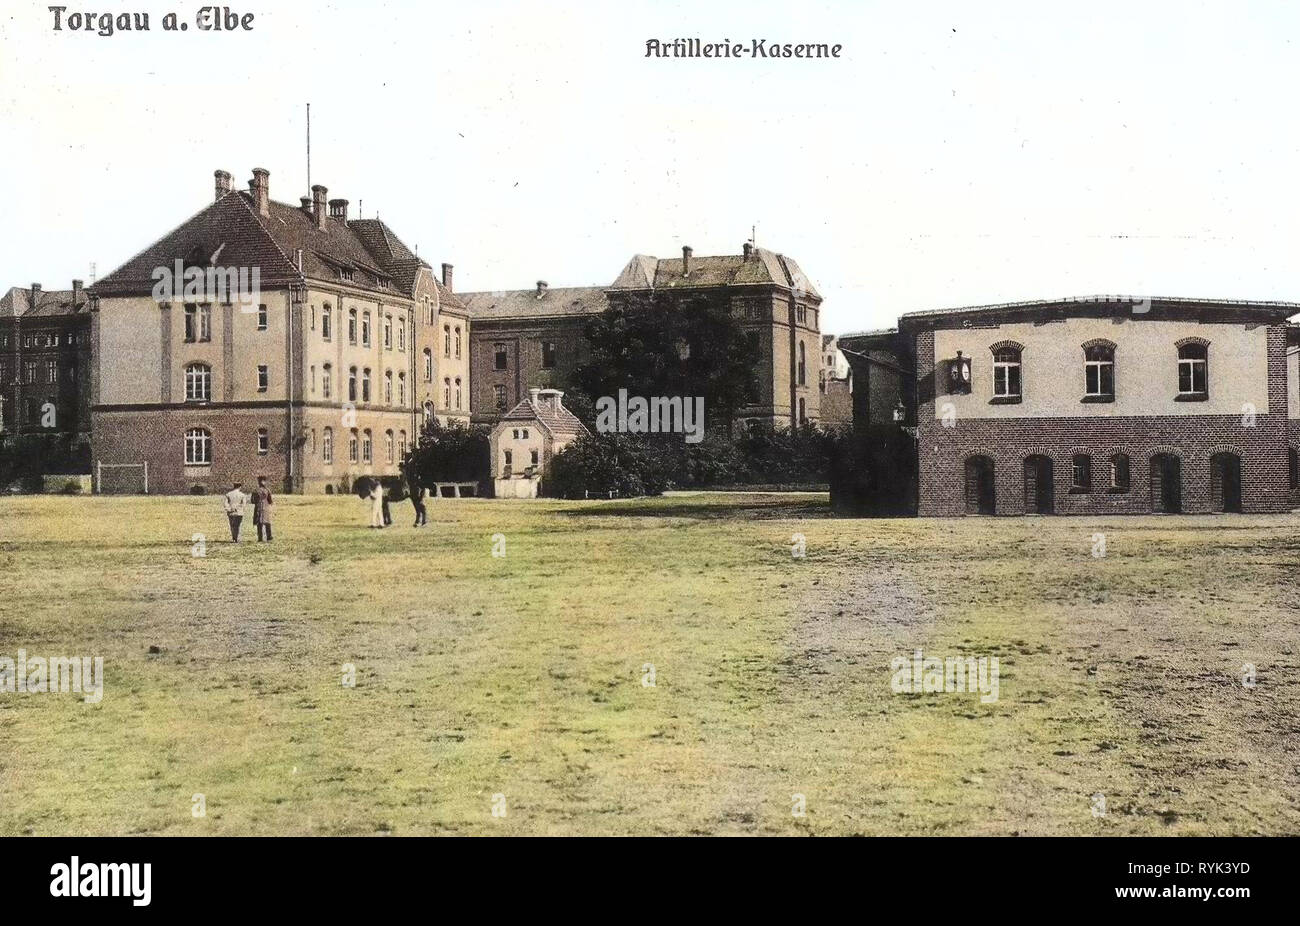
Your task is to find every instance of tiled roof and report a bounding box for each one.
[609,247,821,299]
[460,286,609,320]
[94,189,434,299]
[497,390,589,438]
[898,296,1300,327]
[0,286,91,318]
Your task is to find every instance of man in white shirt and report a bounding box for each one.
[223,481,248,542]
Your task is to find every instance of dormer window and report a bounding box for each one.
[340,268,354,283]
[991,344,1022,401]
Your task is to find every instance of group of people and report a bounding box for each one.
[217,470,431,542]
[221,477,274,542]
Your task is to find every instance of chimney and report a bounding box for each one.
[528,387,541,407]
[214,169,232,201]
[538,388,563,412]
[249,168,270,217]
[30,283,41,310]
[742,242,753,261]
[300,196,313,212]
[311,184,327,229]
[535,280,548,298]
[329,198,349,222]
[441,263,454,292]
[682,245,693,275]
[72,279,83,304]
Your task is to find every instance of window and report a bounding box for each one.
[494,343,507,370]
[796,305,807,324]
[398,430,407,459]
[798,397,806,424]
[23,360,36,383]
[423,349,433,382]
[1084,344,1115,398]
[454,327,462,359]
[46,360,57,383]
[323,427,334,464]
[310,428,316,455]
[455,378,462,410]
[257,304,268,330]
[184,428,211,465]
[542,340,556,369]
[348,367,357,402]
[362,429,372,463]
[1072,454,1092,492]
[530,449,540,468]
[184,363,212,402]
[398,318,406,351]
[362,368,371,403]
[522,428,529,439]
[322,305,332,340]
[384,370,393,404]
[362,312,371,347]
[257,365,269,392]
[322,364,332,399]
[992,346,1022,399]
[348,309,358,344]
[385,430,394,463]
[311,305,316,331]
[443,377,451,408]
[257,428,269,455]
[1110,454,1131,492]
[310,365,316,394]
[383,315,392,350]
[512,429,519,439]
[340,268,354,283]
[444,325,451,357]
[797,342,806,386]
[1178,342,1208,396]
[503,449,513,475]
[494,384,507,411]
[348,429,359,463]
[398,373,406,406]
[184,304,211,343]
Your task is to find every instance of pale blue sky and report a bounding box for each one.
[2,0,1299,332]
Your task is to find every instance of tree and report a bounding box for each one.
[403,417,491,487]
[572,291,757,435]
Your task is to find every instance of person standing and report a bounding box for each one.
[253,476,274,542]
[368,478,385,529]
[381,479,393,527]
[223,481,248,542]
[408,470,428,528]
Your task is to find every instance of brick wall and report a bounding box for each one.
[914,326,1295,516]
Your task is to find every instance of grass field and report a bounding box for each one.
[1,492,1298,836]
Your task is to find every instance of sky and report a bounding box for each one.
[2,0,1300,333]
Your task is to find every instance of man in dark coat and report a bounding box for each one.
[253,476,274,541]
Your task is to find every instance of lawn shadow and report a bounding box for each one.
[557,493,834,521]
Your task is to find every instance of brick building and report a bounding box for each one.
[92,166,467,494]
[818,334,853,429]
[461,244,823,429]
[0,282,92,443]
[840,297,1300,516]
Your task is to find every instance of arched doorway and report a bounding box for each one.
[1210,452,1242,513]
[1150,453,1182,513]
[964,455,996,515]
[1024,455,1054,514]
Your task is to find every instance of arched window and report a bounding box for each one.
[362,429,373,463]
[322,363,332,399]
[184,363,211,402]
[494,384,507,411]
[398,430,407,459]
[348,428,359,463]
[322,427,333,464]
[385,429,394,463]
[362,368,372,403]
[1178,342,1208,396]
[348,308,358,344]
[383,314,392,350]
[397,372,406,406]
[321,304,332,340]
[1110,453,1130,492]
[184,427,211,465]
[444,325,451,357]
[362,311,372,346]
[384,370,393,404]
[993,346,1022,398]
[1071,454,1092,492]
[423,348,433,382]
[454,326,462,359]
[455,377,462,410]
[443,377,451,408]
[348,366,357,402]
[1083,343,1115,398]
[797,342,806,386]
